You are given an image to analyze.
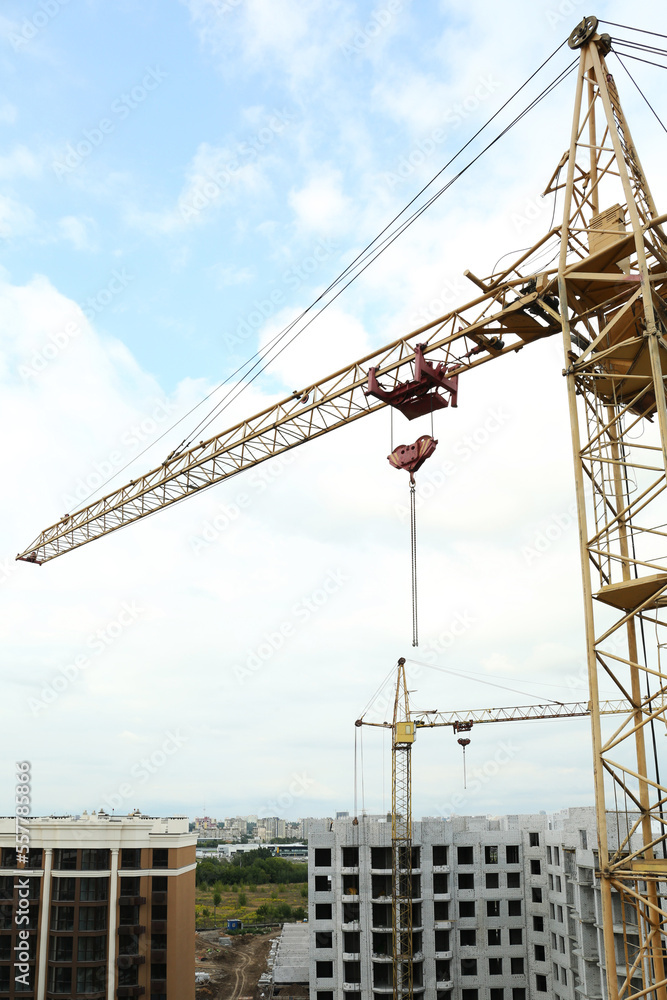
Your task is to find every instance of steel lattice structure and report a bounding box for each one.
[16,17,667,1000]
[391,660,414,1000]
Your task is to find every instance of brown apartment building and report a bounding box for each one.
[0,812,196,1000]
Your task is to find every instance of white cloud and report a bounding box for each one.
[0,193,35,239]
[0,144,41,180]
[58,215,95,252]
[0,97,17,125]
[288,166,353,236]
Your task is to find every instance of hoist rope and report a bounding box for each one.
[410,478,418,648]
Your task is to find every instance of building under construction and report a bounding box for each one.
[308,808,640,1000]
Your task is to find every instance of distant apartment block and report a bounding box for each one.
[0,812,196,1000]
[308,807,640,1000]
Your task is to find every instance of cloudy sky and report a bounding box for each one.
[1,0,666,825]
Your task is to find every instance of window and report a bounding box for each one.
[556,875,562,892]
[53,850,77,871]
[485,873,499,889]
[506,846,520,864]
[316,932,333,948]
[152,876,167,892]
[315,849,331,867]
[551,933,557,948]
[433,900,449,920]
[81,849,109,871]
[536,974,548,992]
[457,846,473,865]
[433,873,449,893]
[79,906,107,930]
[547,846,552,864]
[53,878,75,901]
[579,829,587,849]
[460,929,476,946]
[508,900,522,916]
[507,872,520,888]
[557,905,563,922]
[529,833,540,847]
[120,876,140,896]
[489,958,503,975]
[533,916,544,932]
[550,903,556,919]
[49,936,73,961]
[119,934,140,956]
[0,879,11,901]
[76,966,106,993]
[554,847,560,865]
[458,873,474,890]
[150,963,167,981]
[532,888,543,903]
[487,900,500,917]
[534,944,546,962]
[462,992,478,1000]
[509,928,522,945]
[317,994,334,1000]
[0,937,11,960]
[344,902,360,923]
[343,962,361,983]
[316,961,333,978]
[78,936,106,962]
[315,876,332,892]
[488,928,501,946]
[530,860,541,875]
[461,958,477,976]
[433,845,448,866]
[151,934,167,951]
[561,968,567,984]
[435,929,449,951]
[553,964,559,981]
[512,991,526,1000]
[315,903,332,920]
[459,900,475,918]
[48,967,72,993]
[342,846,358,867]
[80,878,108,901]
[485,845,498,864]
[121,849,140,870]
[510,957,524,974]
[152,849,168,869]
[559,936,565,953]
[152,904,167,920]
[51,906,74,931]
[549,874,554,890]
[118,967,138,987]
[490,990,504,1000]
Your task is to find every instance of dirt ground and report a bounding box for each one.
[195,930,279,1000]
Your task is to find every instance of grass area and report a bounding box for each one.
[195,882,307,926]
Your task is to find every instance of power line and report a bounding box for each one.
[613,51,667,134]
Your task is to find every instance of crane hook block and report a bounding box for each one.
[457,738,471,748]
[388,435,437,477]
[365,343,458,420]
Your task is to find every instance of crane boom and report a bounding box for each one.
[17,276,561,564]
[358,698,636,730]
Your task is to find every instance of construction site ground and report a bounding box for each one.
[195,929,279,1000]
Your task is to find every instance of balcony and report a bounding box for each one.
[151,921,167,933]
[343,984,362,992]
[118,896,146,907]
[434,921,451,931]
[371,895,392,904]
[117,925,145,935]
[432,865,450,874]
[370,986,392,994]
[343,953,360,962]
[435,951,453,960]
[371,868,392,875]
[341,867,359,875]
[372,953,392,962]
[116,989,145,998]
[436,981,454,991]
[342,921,361,932]
[371,925,391,933]
[433,893,451,902]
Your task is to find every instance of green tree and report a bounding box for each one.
[238,892,247,907]
[213,892,221,920]
[300,885,308,898]
[278,883,286,893]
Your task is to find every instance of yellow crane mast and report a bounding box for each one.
[15,17,667,998]
[356,659,637,1000]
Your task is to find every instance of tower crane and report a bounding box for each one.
[14,17,667,999]
[355,657,639,1000]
